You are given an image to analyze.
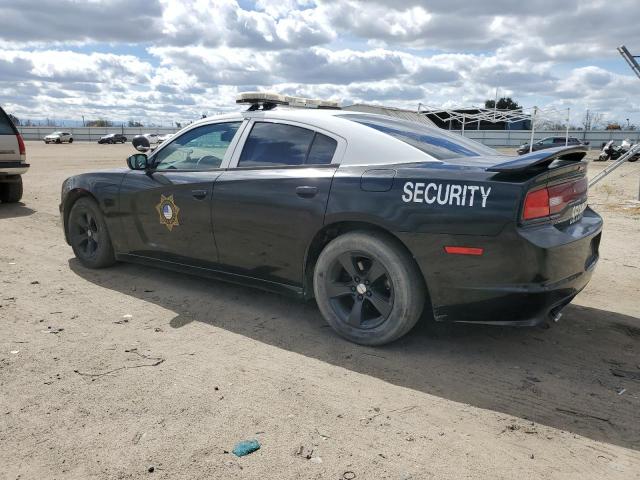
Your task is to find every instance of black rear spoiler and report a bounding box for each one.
[487,146,588,174]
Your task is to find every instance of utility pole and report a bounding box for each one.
[529,106,538,153]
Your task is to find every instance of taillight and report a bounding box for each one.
[547,177,588,215]
[522,177,588,221]
[16,134,26,157]
[523,188,550,220]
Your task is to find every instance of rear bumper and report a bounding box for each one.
[0,162,29,176]
[398,207,603,325]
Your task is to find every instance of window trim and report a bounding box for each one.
[147,117,248,172]
[228,118,346,169]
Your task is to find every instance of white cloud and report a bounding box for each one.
[0,0,639,124]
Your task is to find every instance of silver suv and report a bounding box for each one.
[0,106,28,203]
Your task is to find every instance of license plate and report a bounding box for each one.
[569,202,587,224]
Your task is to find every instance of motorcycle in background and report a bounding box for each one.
[597,139,639,162]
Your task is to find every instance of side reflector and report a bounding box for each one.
[444,246,484,256]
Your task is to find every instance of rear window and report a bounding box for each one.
[0,108,17,135]
[338,114,498,160]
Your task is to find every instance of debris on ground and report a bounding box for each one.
[232,439,260,457]
[74,349,165,380]
[42,326,64,334]
[610,369,640,380]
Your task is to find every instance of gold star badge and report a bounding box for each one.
[155,194,180,231]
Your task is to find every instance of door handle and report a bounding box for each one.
[295,186,318,198]
[191,189,208,200]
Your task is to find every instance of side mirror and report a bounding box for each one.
[127,153,148,170]
[132,134,151,152]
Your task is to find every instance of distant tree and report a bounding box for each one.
[485,97,521,110]
[582,110,603,131]
[127,120,144,127]
[86,119,113,127]
[175,121,182,128]
[605,123,622,130]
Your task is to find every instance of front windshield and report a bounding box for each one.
[339,114,500,160]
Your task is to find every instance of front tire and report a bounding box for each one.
[314,231,425,345]
[0,176,23,203]
[68,197,115,268]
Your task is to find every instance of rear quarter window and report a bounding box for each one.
[338,114,499,160]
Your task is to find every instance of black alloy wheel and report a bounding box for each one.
[68,198,115,268]
[314,231,425,345]
[325,251,394,330]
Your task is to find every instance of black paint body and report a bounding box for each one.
[60,147,602,326]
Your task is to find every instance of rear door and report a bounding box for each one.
[0,107,20,164]
[119,120,245,267]
[212,120,344,286]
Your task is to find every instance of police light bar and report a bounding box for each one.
[236,91,340,109]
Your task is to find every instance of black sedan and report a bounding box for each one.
[60,103,601,345]
[517,136,588,155]
[98,133,127,144]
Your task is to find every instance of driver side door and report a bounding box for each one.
[119,120,245,267]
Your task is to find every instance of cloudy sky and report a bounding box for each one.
[1,0,639,126]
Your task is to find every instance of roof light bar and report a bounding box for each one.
[236,91,341,110]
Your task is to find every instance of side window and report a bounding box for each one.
[238,122,314,167]
[0,108,16,135]
[307,133,337,165]
[153,122,241,170]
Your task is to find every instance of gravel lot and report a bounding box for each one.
[1,141,639,479]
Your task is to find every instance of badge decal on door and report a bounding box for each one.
[155,194,180,231]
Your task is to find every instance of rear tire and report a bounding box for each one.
[68,197,116,268]
[69,138,73,143]
[0,176,23,203]
[314,231,425,346]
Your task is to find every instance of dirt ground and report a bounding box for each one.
[1,141,639,479]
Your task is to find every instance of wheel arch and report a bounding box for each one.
[303,220,429,300]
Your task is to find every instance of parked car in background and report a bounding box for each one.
[517,136,588,155]
[44,131,73,144]
[143,133,161,144]
[0,105,28,203]
[98,133,127,144]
